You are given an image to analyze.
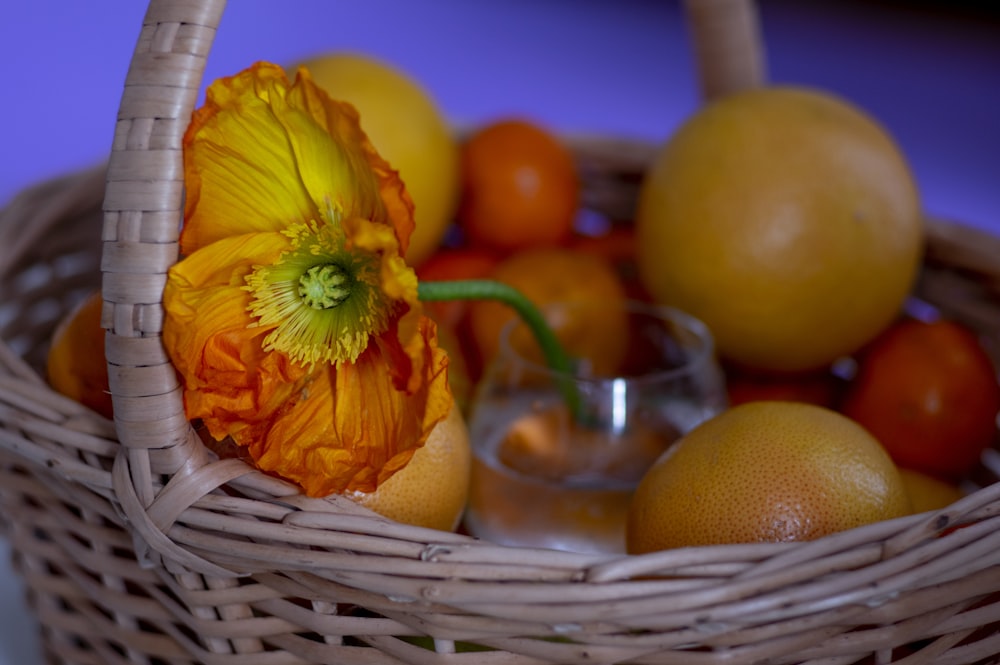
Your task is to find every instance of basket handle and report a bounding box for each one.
[684,0,766,100]
[102,0,226,507]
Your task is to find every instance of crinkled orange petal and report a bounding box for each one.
[245,315,452,496]
[163,232,309,442]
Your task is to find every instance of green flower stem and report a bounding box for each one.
[418,279,581,418]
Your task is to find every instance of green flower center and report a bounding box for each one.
[298,264,351,309]
[245,221,390,367]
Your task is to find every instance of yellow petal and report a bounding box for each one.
[343,215,418,303]
[182,62,416,258]
[287,67,416,256]
[182,63,319,253]
[278,71,382,225]
[343,214,431,394]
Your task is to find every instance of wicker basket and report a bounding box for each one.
[2,1,1000,663]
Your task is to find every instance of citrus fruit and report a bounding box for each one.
[46,290,113,419]
[434,323,473,416]
[417,247,501,331]
[349,404,471,531]
[635,86,923,372]
[841,317,1000,481]
[899,468,963,514]
[569,225,650,302]
[458,118,579,253]
[725,364,845,409]
[291,52,459,267]
[417,246,502,384]
[467,246,629,377]
[626,401,912,552]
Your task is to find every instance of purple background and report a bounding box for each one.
[0,1,998,663]
[1,1,998,230]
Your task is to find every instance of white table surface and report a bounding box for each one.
[0,1,997,661]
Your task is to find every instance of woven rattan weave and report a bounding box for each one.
[2,1,1000,663]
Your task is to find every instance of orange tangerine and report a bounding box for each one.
[467,246,629,377]
[46,290,113,419]
[458,118,579,253]
[725,364,845,409]
[841,317,1000,481]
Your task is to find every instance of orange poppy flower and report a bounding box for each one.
[163,62,452,497]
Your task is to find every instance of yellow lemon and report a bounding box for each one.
[635,86,923,372]
[899,468,964,514]
[291,52,460,267]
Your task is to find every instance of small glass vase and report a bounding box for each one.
[463,300,728,554]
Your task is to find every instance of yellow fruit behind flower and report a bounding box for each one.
[349,404,471,531]
[626,401,912,553]
[290,52,459,268]
[899,468,964,513]
[435,323,473,416]
[635,86,923,372]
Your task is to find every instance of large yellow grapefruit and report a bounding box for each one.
[291,52,460,268]
[349,404,471,532]
[635,86,923,372]
[626,401,912,553]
